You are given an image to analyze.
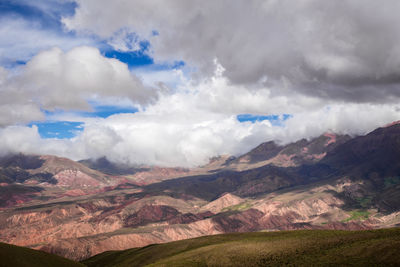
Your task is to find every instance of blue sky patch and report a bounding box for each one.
[103,40,154,68]
[103,42,185,70]
[80,105,138,118]
[33,105,138,139]
[237,114,292,126]
[0,0,77,31]
[104,49,154,68]
[43,105,138,119]
[31,121,84,139]
[0,0,93,67]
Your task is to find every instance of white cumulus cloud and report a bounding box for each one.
[0,46,156,125]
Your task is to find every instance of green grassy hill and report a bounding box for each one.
[83,228,400,267]
[0,242,83,267]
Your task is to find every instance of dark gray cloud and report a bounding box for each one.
[65,0,400,103]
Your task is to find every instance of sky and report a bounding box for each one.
[1,0,400,167]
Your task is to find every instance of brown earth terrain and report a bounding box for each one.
[0,124,400,260]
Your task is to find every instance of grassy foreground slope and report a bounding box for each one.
[83,228,400,267]
[0,242,84,267]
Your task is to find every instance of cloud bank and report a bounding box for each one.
[1,66,399,167]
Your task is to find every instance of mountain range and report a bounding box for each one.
[1,123,400,261]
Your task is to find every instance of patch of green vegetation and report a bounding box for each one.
[14,200,76,211]
[221,202,252,212]
[0,184,43,194]
[384,176,400,188]
[0,242,83,267]
[83,228,400,267]
[342,210,370,222]
[355,196,373,208]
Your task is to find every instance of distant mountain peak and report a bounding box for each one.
[323,132,337,146]
[224,132,351,170]
[384,120,400,128]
